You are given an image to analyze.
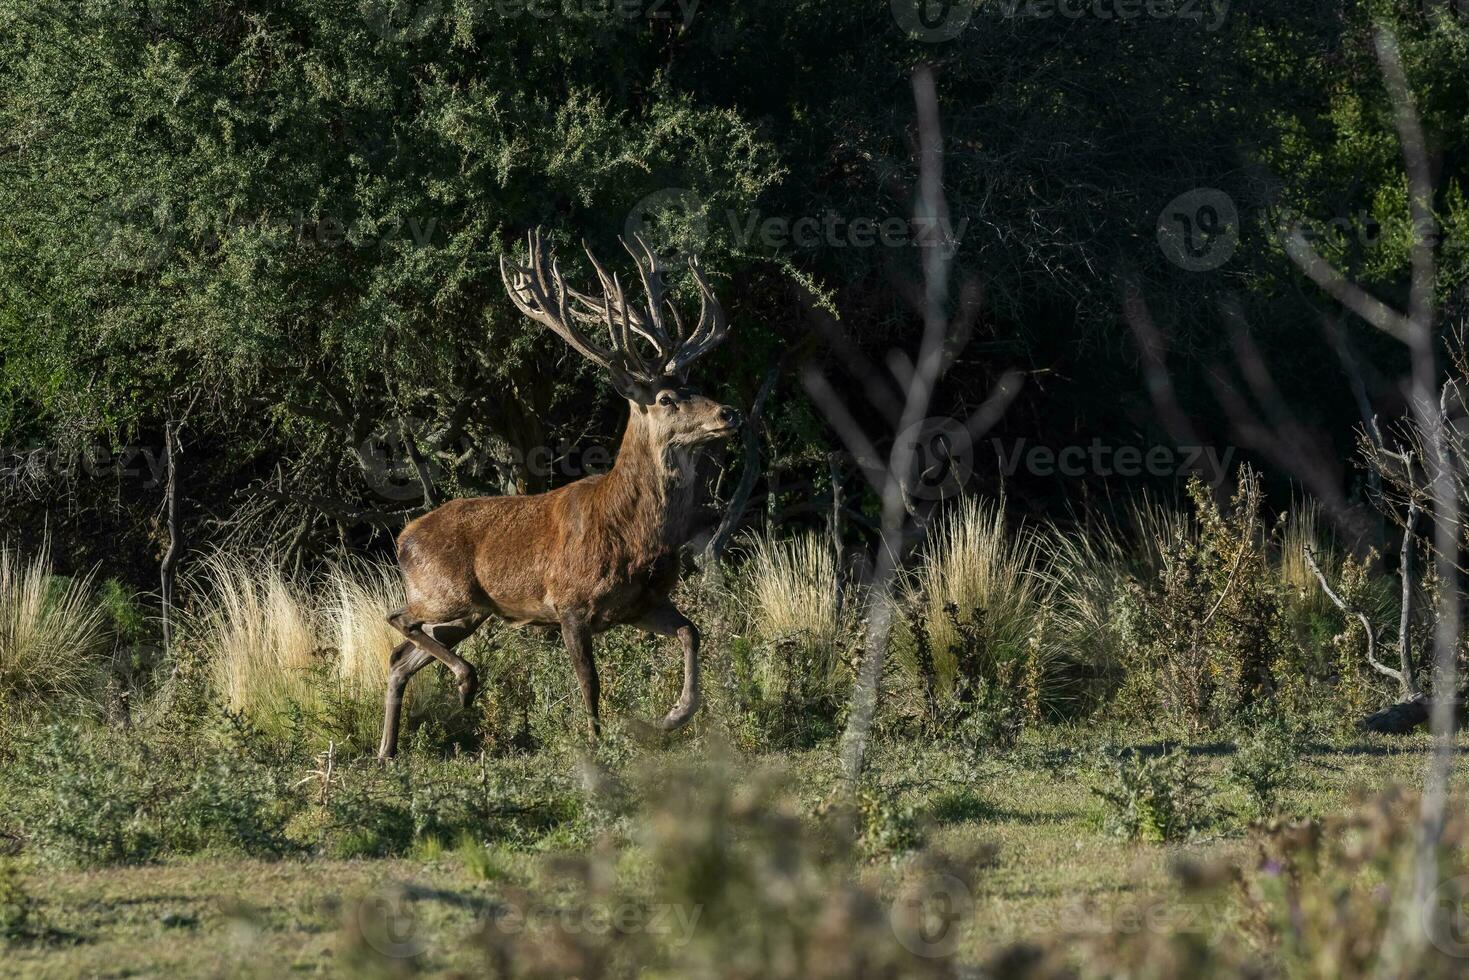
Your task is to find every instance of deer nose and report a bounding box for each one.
[718,406,740,427]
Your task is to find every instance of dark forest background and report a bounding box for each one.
[2,0,1467,584]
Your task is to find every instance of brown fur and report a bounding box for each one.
[378,382,737,758]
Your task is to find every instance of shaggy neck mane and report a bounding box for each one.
[592,404,700,556]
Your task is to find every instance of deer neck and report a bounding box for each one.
[599,404,701,555]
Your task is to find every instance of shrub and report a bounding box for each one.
[0,540,107,707]
[461,757,956,979]
[855,782,924,862]
[2,712,297,866]
[1116,471,1291,734]
[909,601,1040,752]
[1227,725,1298,817]
[1091,746,1207,843]
[1232,789,1469,978]
[0,858,35,942]
[315,753,585,859]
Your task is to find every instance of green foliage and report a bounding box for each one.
[1230,789,1469,979]
[719,634,845,751]
[315,753,584,859]
[855,782,924,862]
[913,602,1039,753]
[1091,746,1207,843]
[0,858,35,943]
[1,711,296,866]
[466,756,955,979]
[1117,472,1292,734]
[3,2,1466,576]
[1228,722,1299,816]
[97,579,149,648]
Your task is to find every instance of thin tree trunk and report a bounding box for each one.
[160,418,181,657]
[1398,497,1420,695]
[702,367,778,581]
[829,452,846,621]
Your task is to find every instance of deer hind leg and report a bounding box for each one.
[559,616,601,742]
[387,609,486,709]
[379,643,434,761]
[635,601,701,732]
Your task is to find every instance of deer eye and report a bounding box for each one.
[658,394,675,408]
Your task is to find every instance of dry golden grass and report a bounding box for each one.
[740,530,852,692]
[1278,496,1339,615]
[190,552,407,749]
[912,497,1054,690]
[324,558,404,702]
[0,540,107,704]
[196,551,319,721]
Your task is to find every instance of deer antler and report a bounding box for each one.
[499,228,728,390]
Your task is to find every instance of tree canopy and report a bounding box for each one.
[2,0,1466,576]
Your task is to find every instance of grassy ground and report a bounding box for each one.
[6,728,1464,979]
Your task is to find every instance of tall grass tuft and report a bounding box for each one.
[197,552,319,724]
[1277,496,1341,618]
[322,558,407,744]
[1125,492,1193,580]
[0,541,107,705]
[1046,523,1131,701]
[740,531,852,695]
[912,497,1054,693]
[191,552,412,751]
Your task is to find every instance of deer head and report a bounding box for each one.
[499,229,740,451]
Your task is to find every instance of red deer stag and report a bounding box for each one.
[378,229,740,760]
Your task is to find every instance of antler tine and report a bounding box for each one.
[502,228,729,387]
[622,234,677,359]
[581,242,659,381]
[663,253,729,379]
[500,228,638,392]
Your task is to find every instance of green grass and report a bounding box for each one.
[5,728,1465,978]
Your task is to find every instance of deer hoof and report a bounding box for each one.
[660,702,697,731]
[457,670,480,709]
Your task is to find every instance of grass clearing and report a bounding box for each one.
[4,730,1464,977]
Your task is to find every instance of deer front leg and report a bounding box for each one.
[559,616,601,742]
[635,601,701,731]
